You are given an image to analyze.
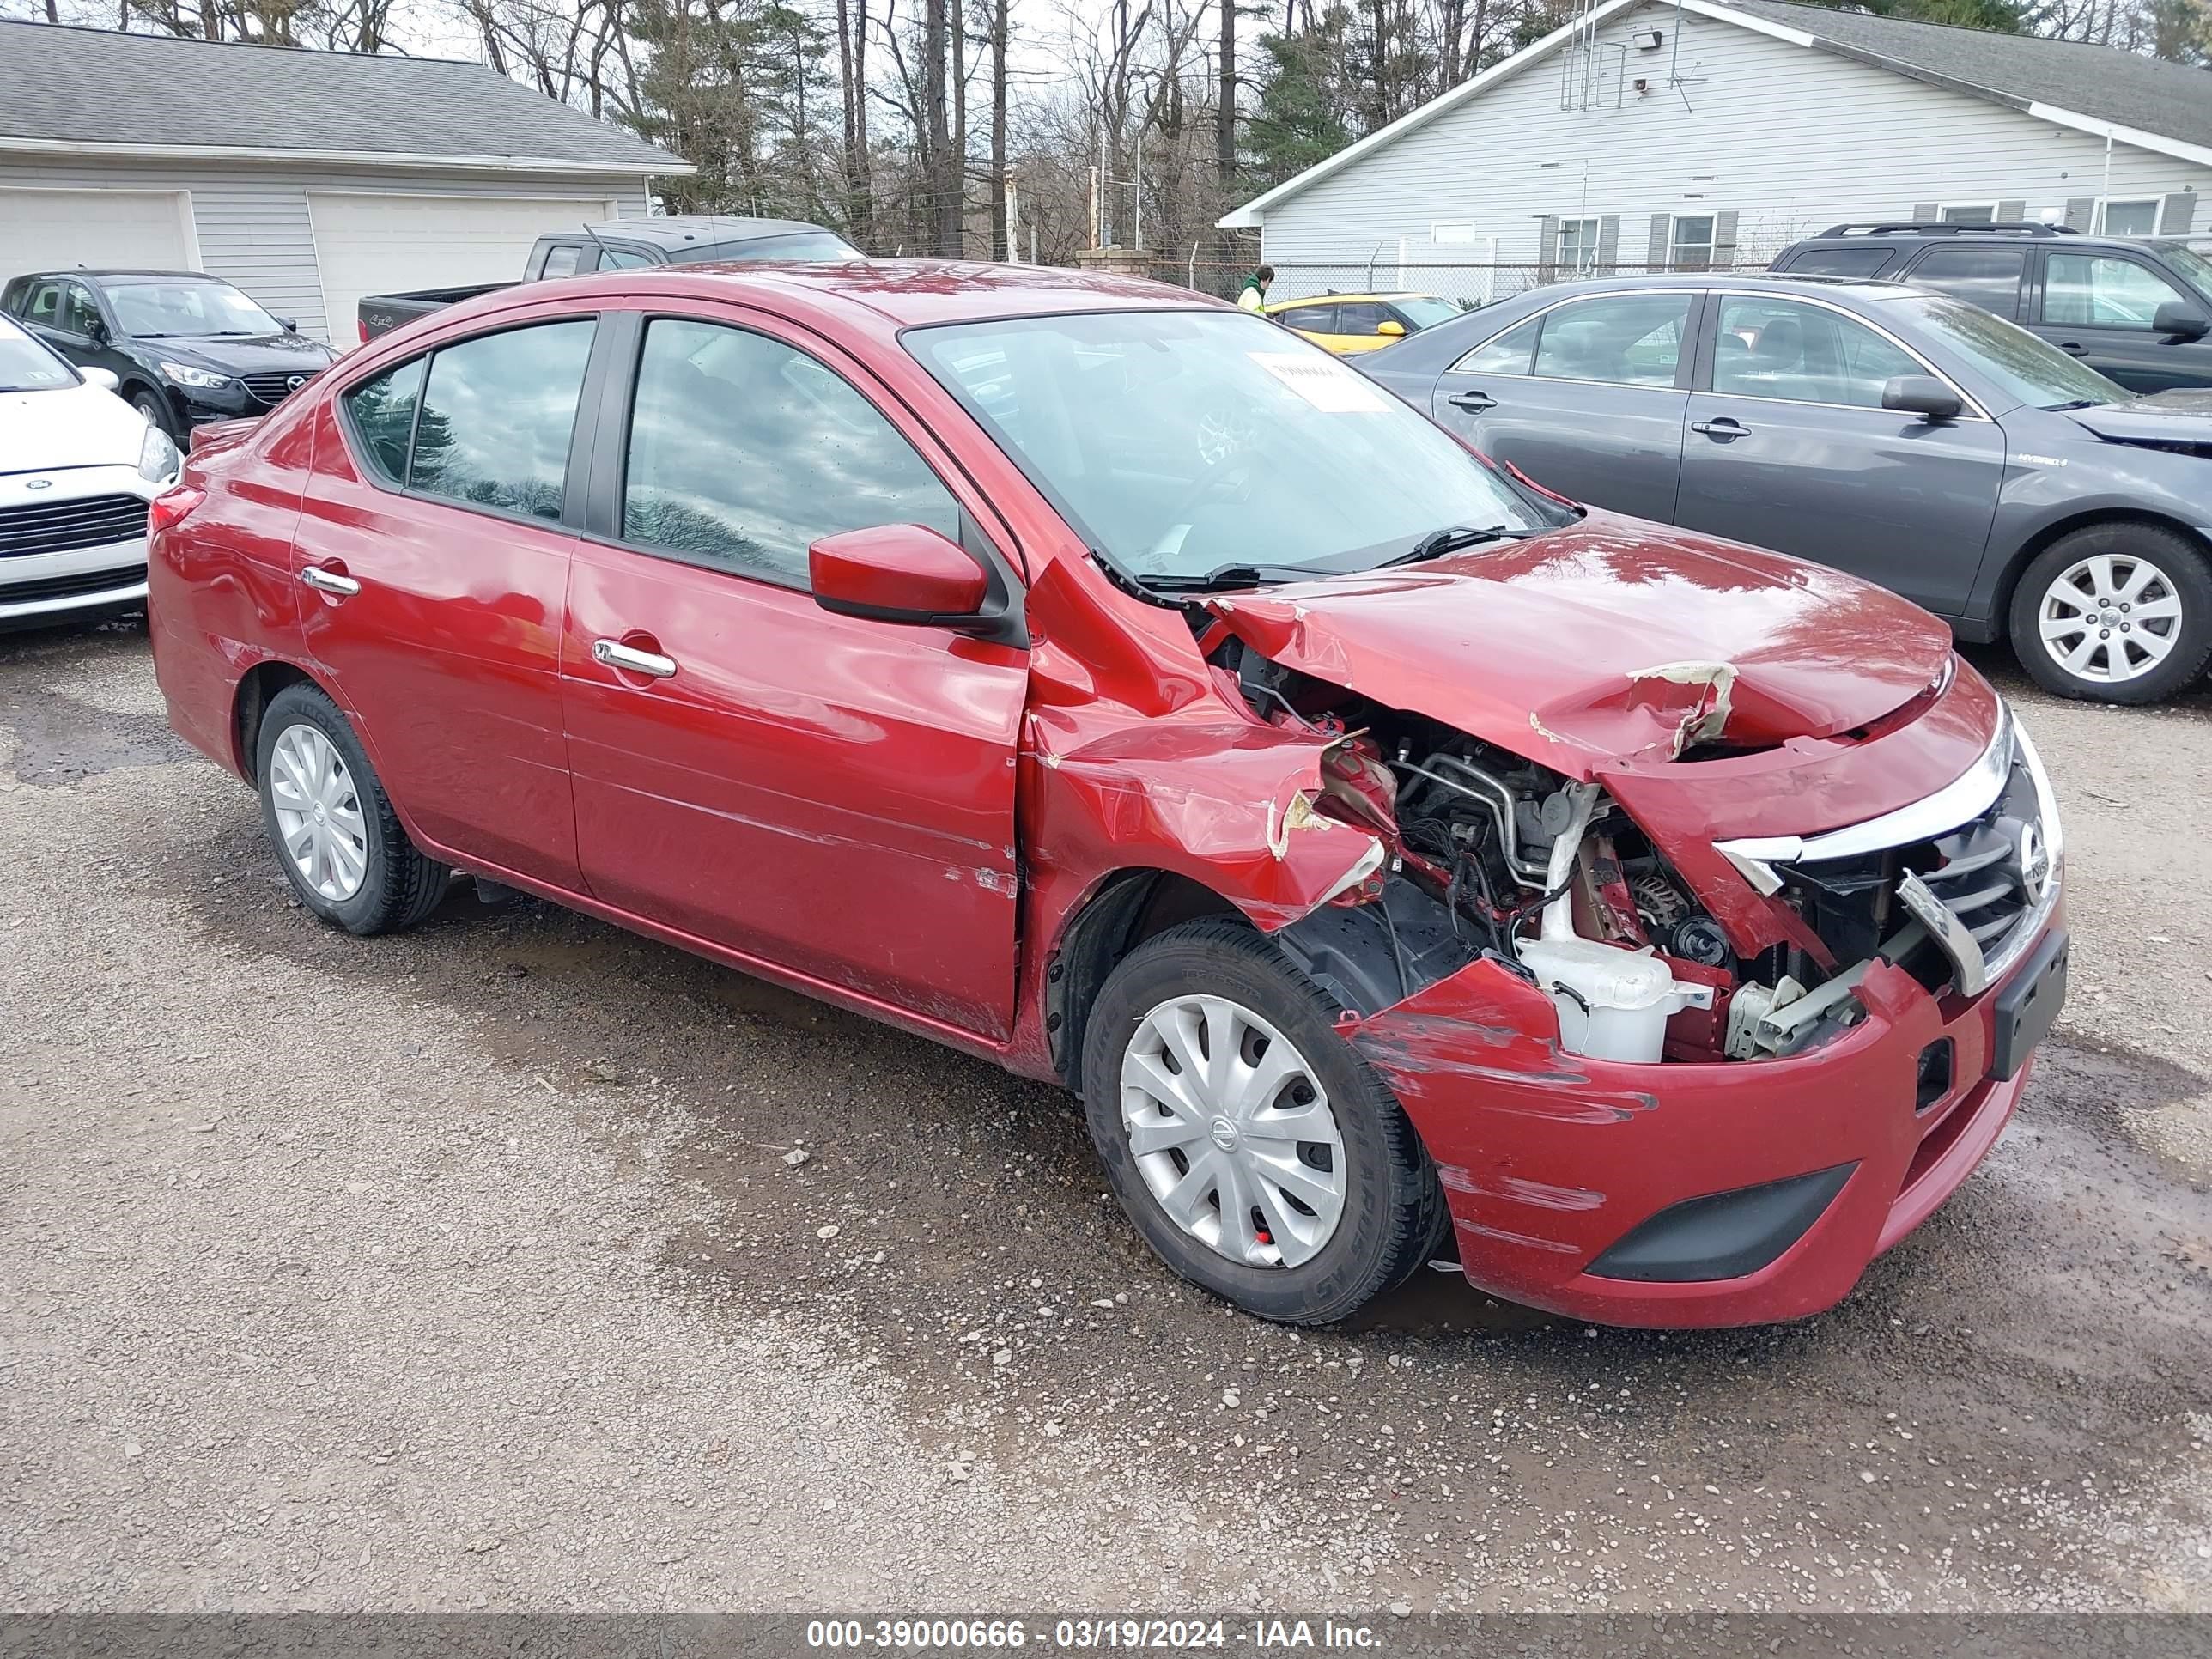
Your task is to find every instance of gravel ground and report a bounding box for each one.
[1,619,2207,1613]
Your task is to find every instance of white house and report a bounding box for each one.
[0,22,690,345]
[1221,0,2212,301]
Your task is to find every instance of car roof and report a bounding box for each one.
[532,259,1226,330]
[574,216,843,250]
[1506,271,1908,302]
[1268,292,1443,306]
[15,269,226,284]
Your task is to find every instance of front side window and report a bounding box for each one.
[410,319,596,519]
[1275,305,1338,333]
[1556,217,1602,275]
[2045,254,2192,329]
[908,308,1544,586]
[1334,302,1390,336]
[1667,214,1717,272]
[601,248,657,271]
[1711,296,1921,409]
[102,279,276,338]
[1905,247,2025,319]
[622,318,960,584]
[539,245,587,277]
[341,356,427,485]
[1531,294,1691,387]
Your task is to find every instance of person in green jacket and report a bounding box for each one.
[1236,266,1275,312]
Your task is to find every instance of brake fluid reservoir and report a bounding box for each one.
[1514,937,1716,1064]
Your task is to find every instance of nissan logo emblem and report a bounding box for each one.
[2016,823,2051,907]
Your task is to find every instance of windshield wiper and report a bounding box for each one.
[1376,524,1528,568]
[1137,562,1334,593]
[2043,398,2102,411]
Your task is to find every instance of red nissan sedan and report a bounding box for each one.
[147,263,2067,1328]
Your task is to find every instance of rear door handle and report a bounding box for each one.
[1446,389,1497,412]
[299,565,360,596]
[592,638,678,679]
[1690,416,1751,440]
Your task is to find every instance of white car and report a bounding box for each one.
[1,313,179,629]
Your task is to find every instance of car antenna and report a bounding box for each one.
[579,221,616,264]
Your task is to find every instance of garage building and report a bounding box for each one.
[0,21,690,346]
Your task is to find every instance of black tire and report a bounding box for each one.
[1079,918,1447,1326]
[128,388,177,441]
[2007,522,2212,705]
[255,684,449,936]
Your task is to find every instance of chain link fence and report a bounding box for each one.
[1145,259,1778,308]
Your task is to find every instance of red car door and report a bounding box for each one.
[294,312,599,887]
[560,306,1028,1040]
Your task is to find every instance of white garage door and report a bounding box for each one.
[0,188,196,287]
[309,191,616,347]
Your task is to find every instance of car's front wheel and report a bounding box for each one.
[256,684,449,935]
[128,388,176,441]
[2008,523,2212,704]
[1079,919,1446,1325]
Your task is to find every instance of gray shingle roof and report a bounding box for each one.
[1728,1,2212,152]
[0,21,683,171]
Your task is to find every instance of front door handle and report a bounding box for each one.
[1690,416,1751,441]
[1446,389,1497,412]
[592,637,678,679]
[299,565,361,597]
[2058,342,2088,356]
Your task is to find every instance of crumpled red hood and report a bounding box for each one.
[1203,513,1954,776]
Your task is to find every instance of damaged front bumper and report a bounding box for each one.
[1347,908,2065,1327]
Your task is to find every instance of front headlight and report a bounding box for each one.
[138,422,181,485]
[159,361,231,390]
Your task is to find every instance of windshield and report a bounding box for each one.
[103,279,278,338]
[908,308,1544,584]
[1891,293,2125,410]
[0,319,78,392]
[1393,296,1465,329]
[2162,244,2212,296]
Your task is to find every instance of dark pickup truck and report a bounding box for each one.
[356,215,863,343]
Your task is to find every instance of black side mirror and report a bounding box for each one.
[85,317,110,345]
[1882,374,1963,422]
[275,315,298,333]
[2153,301,2210,341]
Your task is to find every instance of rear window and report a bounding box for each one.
[1781,246,1896,279]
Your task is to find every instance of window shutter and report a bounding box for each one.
[1646,214,1672,271]
[1712,210,1739,267]
[1996,199,2026,223]
[2159,192,2197,234]
[1538,216,1559,277]
[1911,203,1938,222]
[2064,197,2096,230]
[1596,214,1620,273]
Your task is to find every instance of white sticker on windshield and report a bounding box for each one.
[1249,351,1390,413]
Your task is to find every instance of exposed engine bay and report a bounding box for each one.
[1213,633,1923,1065]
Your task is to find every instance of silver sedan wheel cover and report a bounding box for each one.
[2037,553,2183,684]
[269,723,368,902]
[1120,994,1346,1269]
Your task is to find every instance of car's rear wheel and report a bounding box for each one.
[255,684,449,935]
[1079,919,1445,1325]
[2008,523,2212,704]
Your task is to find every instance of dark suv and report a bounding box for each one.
[1771,222,2212,393]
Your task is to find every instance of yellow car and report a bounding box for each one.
[1261,292,1468,355]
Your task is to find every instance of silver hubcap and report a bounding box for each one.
[2037,553,2183,684]
[1120,994,1346,1269]
[269,723,368,902]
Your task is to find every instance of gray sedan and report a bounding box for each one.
[1360,273,2212,704]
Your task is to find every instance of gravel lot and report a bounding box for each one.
[1,619,2208,1613]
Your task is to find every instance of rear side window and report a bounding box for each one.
[1782,246,1894,279]
[621,317,961,584]
[1905,247,2024,319]
[1452,314,1540,374]
[410,319,597,519]
[1531,293,1692,386]
[342,356,426,484]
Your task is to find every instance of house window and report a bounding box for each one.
[1556,216,1602,275]
[1938,204,1997,225]
[1666,213,1717,272]
[2097,198,2160,236]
